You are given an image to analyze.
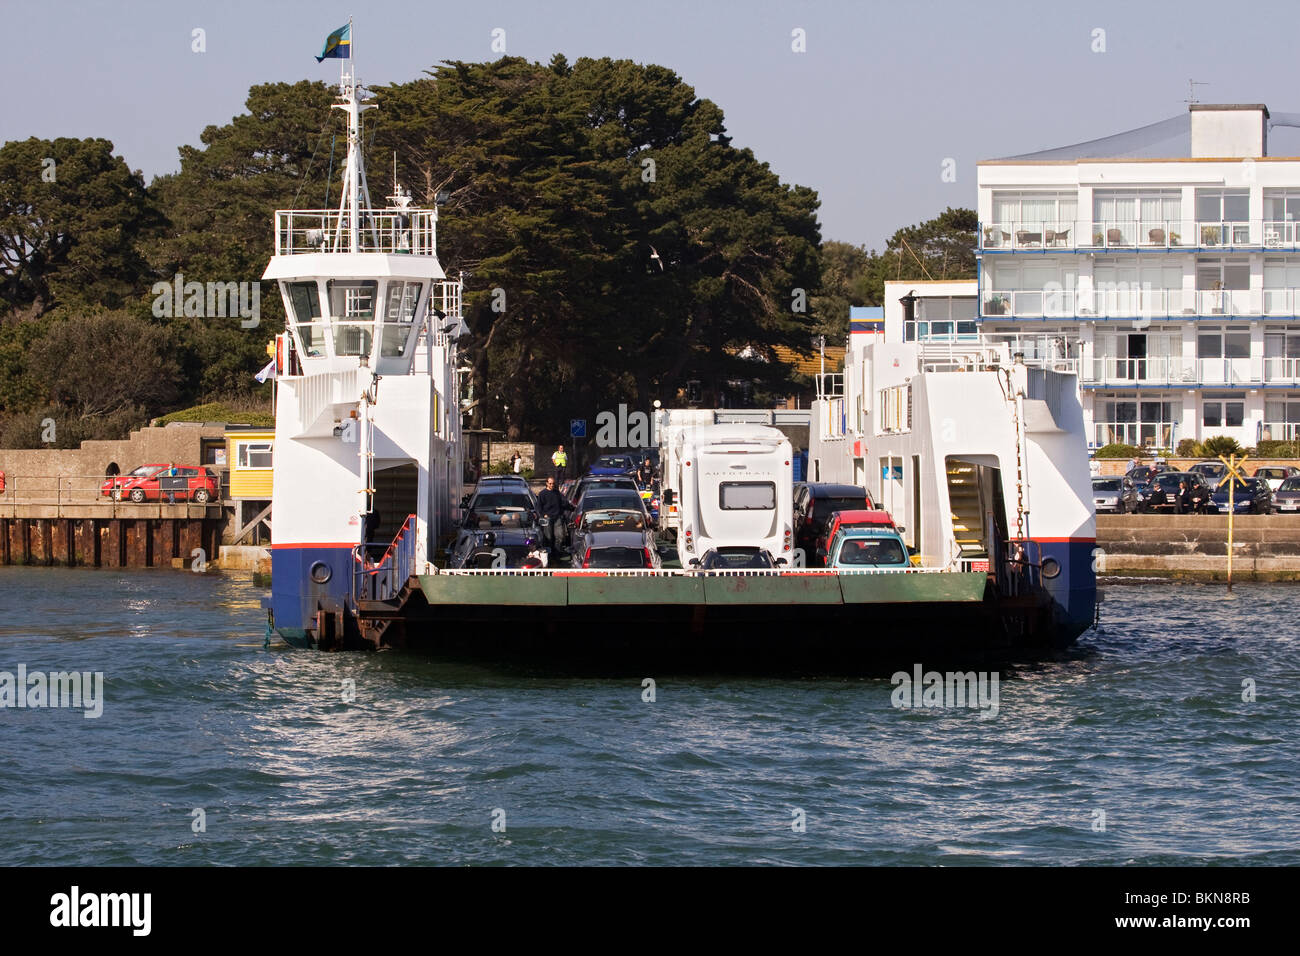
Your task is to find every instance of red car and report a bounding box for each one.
[101,464,219,503]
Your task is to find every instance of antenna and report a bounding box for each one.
[1185,79,1209,105]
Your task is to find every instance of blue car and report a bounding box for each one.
[588,454,638,478]
[826,527,912,569]
[1209,477,1273,515]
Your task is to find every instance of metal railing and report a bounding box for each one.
[426,565,964,577]
[0,473,223,514]
[979,219,1282,251]
[980,287,1300,319]
[354,513,418,603]
[275,208,438,256]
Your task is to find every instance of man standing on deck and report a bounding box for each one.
[551,444,568,481]
[536,476,573,559]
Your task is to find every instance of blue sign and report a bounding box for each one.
[881,464,902,480]
[570,419,587,439]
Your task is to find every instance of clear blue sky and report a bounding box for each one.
[6,0,1300,249]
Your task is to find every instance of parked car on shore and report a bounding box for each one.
[100,464,219,503]
[1208,476,1273,515]
[1142,472,1212,513]
[1092,476,1140,514]
[1188,461,1229,487]
[1252,465,1300,492]
[1273,476,1300,513]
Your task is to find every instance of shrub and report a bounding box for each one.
[1095,443,1144,459]
[1201,435,1242,457]
[1176,438,1204,458]
[1257,440,1300,458]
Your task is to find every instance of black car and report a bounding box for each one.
[793,483,875,566]
[450,486,541,567]
[1142,472,1211,514]
[1208,476,1273,515]
[692,546,780,571]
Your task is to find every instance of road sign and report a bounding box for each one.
[1218,453,1250,591]
[570,419,586,439]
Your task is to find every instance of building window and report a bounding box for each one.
[1264,396,1300,440]
[237,441,274,470]
[906,296,978,340]
[1094,393,1176,447]
[1203,393,1245,429]
[1196,190,1251,245]
[1092,189,1181,246]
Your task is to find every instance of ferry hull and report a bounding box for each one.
[270,544,356,642]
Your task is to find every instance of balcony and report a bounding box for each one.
[978,219,1300,252]
[1081,356,1300,387]
[981,288,1300,320]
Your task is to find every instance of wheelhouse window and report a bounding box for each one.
[719,481,776,510]
[282,280,326,357]
[380,280,424,358]
[905,296,978,340]
[327,280,377,356]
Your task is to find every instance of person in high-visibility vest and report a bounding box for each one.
[551,444,568,481]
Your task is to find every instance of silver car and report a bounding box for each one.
[570,508,659,569]
[1273,476,1300,513]
[1092,476,1139,514]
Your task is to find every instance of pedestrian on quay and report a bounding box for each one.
[1175,480,1190,515]
[535,476,573,559]
[551,444,568,481]
[510,451,523,474]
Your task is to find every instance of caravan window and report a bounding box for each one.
[719,481,776,510]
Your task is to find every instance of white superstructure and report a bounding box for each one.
[265,46,463,647]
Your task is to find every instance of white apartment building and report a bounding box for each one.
[967,103,1300,451]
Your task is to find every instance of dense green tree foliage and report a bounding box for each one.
[0,55,969,447]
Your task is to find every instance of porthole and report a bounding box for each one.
[309,561,332,584]
[1040,557,1061,580]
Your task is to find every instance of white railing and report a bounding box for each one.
[1264,357,1300,383]
[275,208,438,256]
[1092,423,1176,449]
[427,566,958,577]
[982,287,1292,319]
[978,219,1295,251]
[816,372,844,401]
[1083,356,1199,386]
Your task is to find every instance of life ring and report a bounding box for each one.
[0,470,6,494]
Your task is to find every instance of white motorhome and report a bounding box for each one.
[666,423,793,563]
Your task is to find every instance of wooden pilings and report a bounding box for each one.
[0,517,222,568]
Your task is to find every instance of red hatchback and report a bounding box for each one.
[101,464,219,503]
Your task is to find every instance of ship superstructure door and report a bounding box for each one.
[945,457,1007,559]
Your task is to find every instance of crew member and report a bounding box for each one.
[551,444,568,481]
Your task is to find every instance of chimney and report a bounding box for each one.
[1190,104,1269,158]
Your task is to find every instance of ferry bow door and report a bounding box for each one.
[944,457,1007,563]
[368,462,419,559]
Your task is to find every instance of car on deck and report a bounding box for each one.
[587,454,638,478]
[449,485,541,568]
[826,526,912,570]
[691,546,780,571]
[570,507,659,569]
[567,488,650,554]
[815,509,897,564]
[793,483,876,567]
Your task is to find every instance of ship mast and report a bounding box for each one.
[331,17,375,253]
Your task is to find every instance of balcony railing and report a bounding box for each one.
[1092,423,1176,449]
[978,219,1300,251]
[981,287,1300,319]
[1080,356,1300,386]
[275,208,438,256]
